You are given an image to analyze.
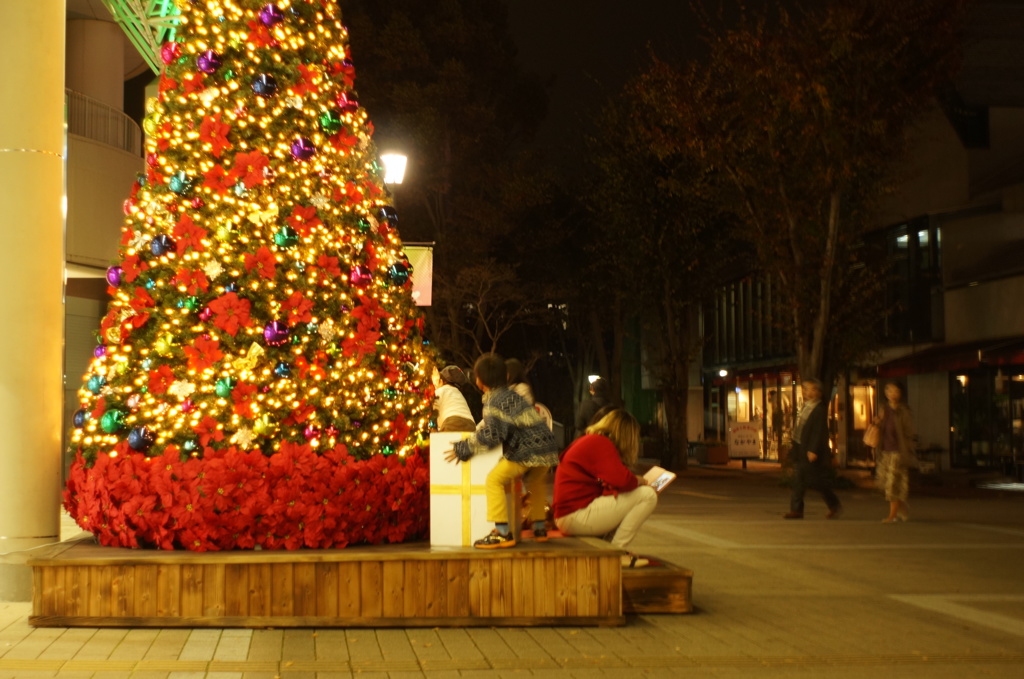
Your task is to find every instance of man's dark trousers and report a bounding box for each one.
[790,462,840,514]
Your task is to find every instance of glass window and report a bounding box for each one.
[918,228,931,268]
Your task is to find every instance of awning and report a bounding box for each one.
[877,336,1024,377]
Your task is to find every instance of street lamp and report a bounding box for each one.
[381,153,407,185]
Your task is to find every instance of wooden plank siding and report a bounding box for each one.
[621,560,695,614]
[28,537,627,628]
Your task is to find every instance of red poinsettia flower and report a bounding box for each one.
[173,214,208,254]
[334,181,363,205]
[341,324,381,359]
[124,312,150,333]
[316,254,342,279]
[120,227,136,248]
[380,354,403,382]
[173,267,210,295]
[129,286,155,312]
[327,129,359,153]
[246,18,276,47]
[283,403,315,426]
[291,63,322,97]
[203,164,233,194]
[193,416,225,447]
[391,412,410,443]
[362,242,379,269]
[99,309,117,337]
[122,492,157,523]
[158,75,178,96]
[286,205,322,237]
[148,365,176,395]
[282,290,314,324]
[183,335,223,372]
[90,396,107,420]
[351,294,387,326]
[229,150,270,189]
[208,292,251,337]
[329,59,356,88]
[168,484,205,525]
[231,382,259,417]
[295,353,326,381]
[244,246,277,280]
[362,180,383,199]
[146,446,181,505]
[62,403,434,550]
[183,73,206,95]
[199,113,232,158]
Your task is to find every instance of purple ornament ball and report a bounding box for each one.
[304,425,320,440]
[263,320,290,346]
[290,137,316,161]
[260,4,285,26]
[197,50,222,74]
[106,266,123,287]
[93,345,107,359]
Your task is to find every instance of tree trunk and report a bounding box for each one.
[662,386,689,470]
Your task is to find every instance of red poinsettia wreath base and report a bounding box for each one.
[63,442,429,551]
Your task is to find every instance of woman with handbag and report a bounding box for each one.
[873,380,917,523]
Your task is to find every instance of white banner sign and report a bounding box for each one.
[727,419,762,459]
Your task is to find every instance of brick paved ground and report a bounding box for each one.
[2,460,1023,678]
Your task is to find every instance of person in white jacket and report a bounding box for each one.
[432,366,476,432]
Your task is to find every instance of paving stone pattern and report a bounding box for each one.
[2,462,1023,677]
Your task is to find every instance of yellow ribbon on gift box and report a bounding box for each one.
[430,462,486,546]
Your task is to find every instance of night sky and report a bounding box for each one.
[505,1,701,173]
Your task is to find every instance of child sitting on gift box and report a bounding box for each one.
[444,352,560,549]
[432,365,477,433]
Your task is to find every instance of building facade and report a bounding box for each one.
[699,2,1024,475]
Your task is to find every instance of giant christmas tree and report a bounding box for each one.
[64,0,434,551]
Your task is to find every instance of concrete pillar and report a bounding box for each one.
[0,1,66,601]
[66,19,124,109]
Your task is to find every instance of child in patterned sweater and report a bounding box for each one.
[444,353,560,548]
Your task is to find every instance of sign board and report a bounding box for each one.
[404,245,433,306]
[727,419,762,459]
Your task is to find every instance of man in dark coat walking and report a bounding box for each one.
[784,378,842,519]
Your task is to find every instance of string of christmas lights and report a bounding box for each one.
[64,0,435,550]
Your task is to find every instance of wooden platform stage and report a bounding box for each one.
[28,536,631,628]
[621,558,694,614]
[29,536,693,628]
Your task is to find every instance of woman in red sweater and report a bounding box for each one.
[553,409,658,567]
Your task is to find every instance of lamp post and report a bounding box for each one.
[381,152,407,186]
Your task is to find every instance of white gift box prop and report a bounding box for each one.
[429,432,519,547]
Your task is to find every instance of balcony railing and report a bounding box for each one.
[65,89,142,156]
